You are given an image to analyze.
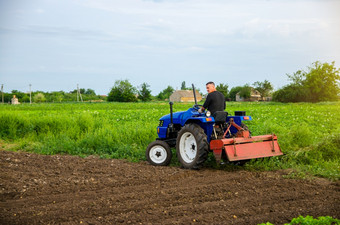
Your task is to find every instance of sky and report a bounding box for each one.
[0,0,339,95]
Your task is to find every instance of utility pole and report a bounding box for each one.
[77,84,83,102]
[80,90,83,102]
[29,84,32,104]
[1,84,3,104]
[77,84,79,102]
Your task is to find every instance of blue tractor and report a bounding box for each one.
[146,85,282,169]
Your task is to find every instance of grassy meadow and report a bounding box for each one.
[0,101,339,180]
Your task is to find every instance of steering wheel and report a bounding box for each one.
[193,104,203,111]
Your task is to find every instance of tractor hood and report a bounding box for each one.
[159,111,184,125]
[159,107,214,128]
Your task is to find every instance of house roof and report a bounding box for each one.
[172,90,202,98]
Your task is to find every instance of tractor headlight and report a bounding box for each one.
[205,111,211,117]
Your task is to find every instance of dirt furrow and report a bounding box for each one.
[0,150,339,225]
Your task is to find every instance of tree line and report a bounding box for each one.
[2,61,339,104]
[107,61,339,103]
[106,79,273,102]
[0,88,105,103]
[272,61,340,102]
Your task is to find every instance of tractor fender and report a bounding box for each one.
[184,118,215,143]
[182,117,215,127]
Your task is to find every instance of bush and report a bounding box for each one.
[108,79,137,102]
[33,93,46,103]
[259,215,340,225]
[273,61,340,103]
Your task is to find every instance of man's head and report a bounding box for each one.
[206,81,216,93]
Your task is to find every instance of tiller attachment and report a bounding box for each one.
[210,119,283,163]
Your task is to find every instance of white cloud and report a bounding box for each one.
[35,9,45,14]
[78,0,338,48]
[1,0,339,94]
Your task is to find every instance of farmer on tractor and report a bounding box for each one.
[198,81,226,116]
[146,82,283,169]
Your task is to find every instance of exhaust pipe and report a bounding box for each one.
[192,84,197,105]
[169,101,174,132]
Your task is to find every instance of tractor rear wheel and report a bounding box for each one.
[146,140,172,166]
[176,123,209,169]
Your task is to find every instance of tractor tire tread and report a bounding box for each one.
[176,123,209,170]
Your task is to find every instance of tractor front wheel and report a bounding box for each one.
[146,140,172,166]
[176,123,209,169]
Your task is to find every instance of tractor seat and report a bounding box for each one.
[213,111,228,124]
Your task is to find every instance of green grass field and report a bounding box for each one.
[0,101,339,180]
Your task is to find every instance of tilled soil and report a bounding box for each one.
[0,150,339,225]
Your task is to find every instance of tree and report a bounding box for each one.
[21,95,30,103]
[51,92,64,102]
[71,89,85,94]
[85,89,96,95]
[272,84,307,103]
[157,86,174,100]
[239,84,251,99]
[10,90,26,100]
[253,80,273,98]
[304,61,340,102]
[273,61,340,102]
[228,85,251,101]
[229,86,243,101]
[10,90,29,102]
[138,82,152,102]
[181,81,187,90]
[108,79,137,102]
[272,70,309,102]
[33,93,46,103]
[216,83,229,99]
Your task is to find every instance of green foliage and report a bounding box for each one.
[108,79,137,102]
[1,89,104,103]
[272,83,309,103]
[287,215,340,225]
[9,90,30,103]
[216,83,229,99]
[253,80,273,97]
[157,85,174,100]
[21,95,30,103]
[273,61,340,103]
[181,81,187,90]
[84,88,96,95]
[33,93,46,103]
[229,85,251,101]
[47,91,64,102]
[305,61,340,102]
[229,86,243,101]
[259,215,340,225]
[0,101,339,180]
[2,93,13,103]
[239,84,252,99]
[137,82,152,102]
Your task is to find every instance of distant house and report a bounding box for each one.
[236,89,262,102]
[262,96,272,101]
[170,90,202,102]
[11,95,20,105]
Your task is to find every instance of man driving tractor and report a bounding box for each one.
[198,81,226,116]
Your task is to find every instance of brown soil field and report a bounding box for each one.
[0,150,339,225]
